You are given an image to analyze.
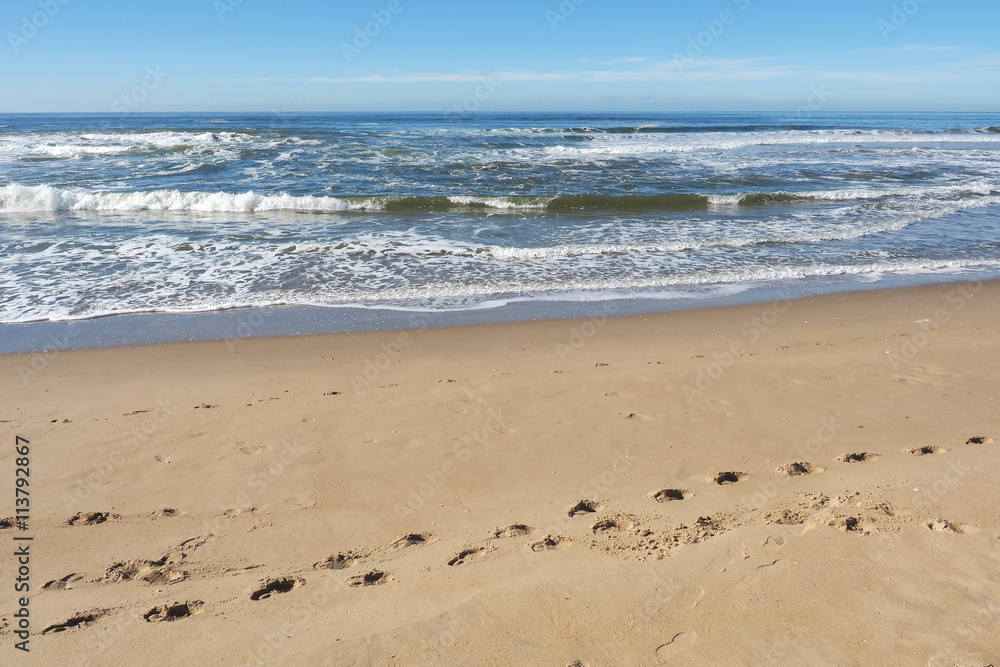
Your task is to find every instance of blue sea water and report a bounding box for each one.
[1,111,999,324]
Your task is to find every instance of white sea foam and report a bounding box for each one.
[542,129,1000,157]
[446,195,551,210]
[0,185,356,213]
[3,183,996,214]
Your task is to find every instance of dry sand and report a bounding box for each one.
[1,280,998,666]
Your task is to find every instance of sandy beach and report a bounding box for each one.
[1,280,998,666]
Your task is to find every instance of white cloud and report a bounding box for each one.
[600,57,648,64]
[304,58,798,85]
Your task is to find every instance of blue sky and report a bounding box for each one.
[2,0,999,112]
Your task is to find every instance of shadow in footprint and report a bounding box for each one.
[448,547,484,566]
[43,573,85,591]
[104,536,206,586]
[714,472,747,485]
[928,520,978,534]
[966,436,993,445]
[42,611,106,635]
[910,446,947,456]
[347,570,390,587]
[839,452,880,463]
[567,500,601,517]
[494,524,532,538]
[392,533,430,549]
[653,489,691,502]
[531,535,571,552]
[593,518,633,533]
[143,601,204,622]
[776,462,824,476]
[314,553,356,570]
[67,512,114,526]
[250,577,302,601]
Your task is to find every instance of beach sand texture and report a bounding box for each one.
[1,281,998,665]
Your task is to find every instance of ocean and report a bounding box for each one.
[2,111,1000,326]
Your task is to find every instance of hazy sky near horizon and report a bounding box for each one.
[2,0,999,113]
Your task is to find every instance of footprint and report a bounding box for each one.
[840,517,866,533]
[592,518,633,533]
[194,404,218,409]
[927,520,978,534]
[0,517,14,529]
[838,452,880,463]
[652,489,691,502]
[42,573,85,591]
[567,500,601,517]
[531,535,571,552]
[776,462,824,476]
[42,610,106,635]
[105,560,186,585]
[347,570,390,587]
[250,577,302,600]
[909,446,948,456]
[143,601,204,622]
[655,631,698,661]
[448,547,484,566]
[494,524,532,538]
[313,553,358,570]
[762,510,811,526]
[67,512,115,526]
[713,472,747,485]
[966,436,993,445]
[391,533,431,549]
[104,537,206,585]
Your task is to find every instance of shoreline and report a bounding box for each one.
[3,270,998,356]
[2,275,998,664]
